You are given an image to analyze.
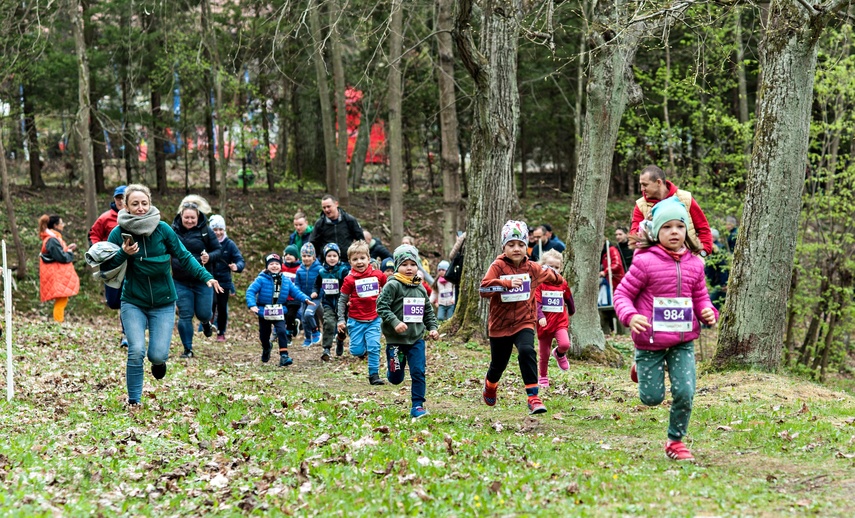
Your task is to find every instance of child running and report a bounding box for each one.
[208,215,245,341]
[376,245,439,418]
[295,243,323,347]
[614,197,718,461]
[534,249,576,388]
[430,260,456,323]
[338,240,387,385]
[480,221,563,415]
[281,244,302,340]
[312,243,350,360]
[246,253,314,366]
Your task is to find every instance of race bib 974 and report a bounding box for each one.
[355,277,380,298]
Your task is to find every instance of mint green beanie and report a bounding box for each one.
[651,196,689,241]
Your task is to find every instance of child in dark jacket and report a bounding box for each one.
[246,254,314,366]
[377,245,439,418]
[295,243,323,347]
[614,197,718,462]
[208,215,245,341]
[312,243,350,361]
[281,244,302,340]
[480,221,563,415]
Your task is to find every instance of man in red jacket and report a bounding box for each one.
[630,165,713,256]
[89,185,126,244]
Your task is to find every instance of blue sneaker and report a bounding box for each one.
[302,336,312,347]
[410,406,428,418]
[311,331,321,345]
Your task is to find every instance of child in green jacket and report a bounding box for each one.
[376,245,439,418]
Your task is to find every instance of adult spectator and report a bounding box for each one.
[725,215,738,253]
[600,241,625,290]
[630,165,714,255]
[100,184,222,407]
[289,211,313,251]
[527,225,545,262]
[38,214,80,323]
[308,194,364,260]
[363,229,393,261]
[89,185,128,345]
[171,198,222,358]
[705,229,730,310]
[614,227,633,272]
[540,224,566,253]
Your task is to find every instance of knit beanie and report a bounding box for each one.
[437,260,450,271]
[266,253,282,267]
[380,257,395,272]
[501,220,528,247]
[301,243,316,257]
[393,244,420,271]
[651,196,690,242]
[209,215,226,230]
[283,244,300,259]
[322,243,340,260]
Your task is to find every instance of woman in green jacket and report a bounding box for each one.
[101,184,222,407]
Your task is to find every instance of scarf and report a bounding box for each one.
[393,272,422,286]
[657,244,689,262]
[117,206,162,236]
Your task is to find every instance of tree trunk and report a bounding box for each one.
[734,7,751,167]
[261,88,274,192]
[309,0,337,193]
[0,138,27,278]
[216,77,227,216]
[436,0,462,255]
[566,0,650,351]
[151,89,167,195]
[329,0,349,203]
[204,83,217,194]
[22,87,45,189]
[349,93,372,190]
[70,0,98,226]
[121,71,134,184]
[404,131,415,192]
[83,0,105,194]
[783,267,799,366]
[662,21,675,173]
[713,1,845,371]
[451,0,526,337]
[388,0,405,246]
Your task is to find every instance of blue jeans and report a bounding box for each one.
[175,280,213,351]
[122,302,175,403]
[302,300,320,336]
[387,339,427,407]
[437,304,455,322]
[348,317,382,375]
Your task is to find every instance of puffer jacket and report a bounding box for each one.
[614,245,718,351]
[246,270,309,308]
[39,229,80,302]
[313,262,350,310]
[211,237,245,290]
[171,212,222,284]
[294,259,322,299]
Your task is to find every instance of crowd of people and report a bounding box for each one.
[26,162,740,462]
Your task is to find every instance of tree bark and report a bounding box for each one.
[451,0,527,336]
[566,0,651,351]
[713,1,847,371]
[261,89,274,192]
[204,82,217,194]
[0,138,27,278]
[151,89,167,195]
[70,0,98,226]
[388,0,405,246]
[21,86,45,189]
[349,94,372,190]
[309,0,337,193]
[329,0,349,203]
[436,0,462,256]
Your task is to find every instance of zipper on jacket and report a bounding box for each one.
[676,258,684,343]
[144,237,154,306]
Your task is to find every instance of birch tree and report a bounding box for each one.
[388,0,405,245]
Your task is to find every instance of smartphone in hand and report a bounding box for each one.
[121,233,135,245]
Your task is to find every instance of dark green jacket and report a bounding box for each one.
[376,278,438,345]
[102,222,213,309]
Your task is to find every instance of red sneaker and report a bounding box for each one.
[665,440,695,461]
[630,363,638,383]
[483,379,497,406]
[527,396,547,415]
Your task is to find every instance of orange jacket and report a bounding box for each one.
[39,230,80,302]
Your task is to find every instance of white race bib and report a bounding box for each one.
[355,276,380,298]
[541,290,564,313]
[263,304,285,321]
[403,297,425,323]
[500,274,531,303]
[322,278,340,295]
[438,283,455,305]
[282,271,296,281]
[652,297,694,332]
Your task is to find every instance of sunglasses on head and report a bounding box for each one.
[182,202,198,209]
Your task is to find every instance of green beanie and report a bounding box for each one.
[651,196,689,241]
[283,244,300,259]
[393,244,420,271]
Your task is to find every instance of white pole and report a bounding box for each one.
[2,240,12,401]
[605,240,617,334]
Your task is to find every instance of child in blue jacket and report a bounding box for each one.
[295,243,323,347]
[246,253,314,366]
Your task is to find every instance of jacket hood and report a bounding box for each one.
[350,265,381,279]
[642,180,678,203]
[172,211,209,233]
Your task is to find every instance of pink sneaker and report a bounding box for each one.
[665,440,695,461]
[630,363,638,383]
[538,376,549,388]
[216,334,225,342]
[552,347,570,371]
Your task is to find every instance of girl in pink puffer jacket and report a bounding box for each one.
[614,196,718,462]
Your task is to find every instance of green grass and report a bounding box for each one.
[0,318,852,516]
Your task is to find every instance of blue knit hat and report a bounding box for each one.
[322,243,340,260]
[651,196,689,242]
[380,257,395,272]
[301,243,316,257]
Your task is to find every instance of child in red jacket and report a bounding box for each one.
[534,250,576,388]
[480,221,563,415]
[614,197,718,461]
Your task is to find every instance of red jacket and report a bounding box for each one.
[88,206,119,244]
[601,245,625,289]
[282,262,300,301]
[629,181,714,255]
[535,280,575,337]
[341,265,387,321]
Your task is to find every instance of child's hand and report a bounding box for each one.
[629,314,651,333]
[229,263,238,271]
[394,322,408,333]
[250,306,259,314]
[538,317,547,327]
[701,308,717,326]
[428,330,439,340]
[306,300,316,306]
[311,292,318,299]
[510,277,523,288]
[337,322,347,333]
